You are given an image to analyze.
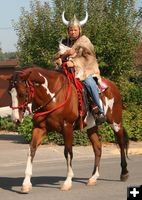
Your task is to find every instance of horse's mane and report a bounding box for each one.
[20,64,67,82]
[22,64,59,73]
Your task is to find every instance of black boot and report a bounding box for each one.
[95,113,106,125]
[92,109,106,125]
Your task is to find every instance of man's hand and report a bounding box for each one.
[54,58,62,67]
[65,48,75,56]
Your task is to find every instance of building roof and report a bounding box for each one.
[0,59,18,68]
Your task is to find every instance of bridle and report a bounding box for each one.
[10,79,35,114]
[10,68,72,118]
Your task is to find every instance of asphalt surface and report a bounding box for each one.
[0,131,142,200]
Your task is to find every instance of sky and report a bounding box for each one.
[0,0,46,52]
[0,0,142,53]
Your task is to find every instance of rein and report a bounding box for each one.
[32,83,65,114]
[34,65,71,117]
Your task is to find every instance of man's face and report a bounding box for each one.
[68,26,80,40]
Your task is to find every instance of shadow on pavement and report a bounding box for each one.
[0,134,27,144]
[0,176,90,193]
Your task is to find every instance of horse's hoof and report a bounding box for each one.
[87,178,97,186]
[21,184,32,193]
[120,173,129,182]
[61,183,72,191]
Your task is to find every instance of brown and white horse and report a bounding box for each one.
[0,65,129,193]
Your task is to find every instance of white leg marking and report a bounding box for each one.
[104,97,114,115]
[111,122,121,132]
[87,167,99,186]
[10,88,20,122]
[61,156,74,190]
[39,73,56,101]
[90,167,99,180]
[22,148,32,187]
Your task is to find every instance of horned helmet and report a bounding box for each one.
[62,11,88,32]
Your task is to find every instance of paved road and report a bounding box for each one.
[0,132,142,200]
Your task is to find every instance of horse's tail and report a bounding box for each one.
[123,127,129,159]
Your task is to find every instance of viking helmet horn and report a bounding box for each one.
[80,11,88,26]
[62,11,69,26]
[62,11,88,27]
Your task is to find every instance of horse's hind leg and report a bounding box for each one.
[21,127,46,193]
[61,122,74,191]
[108,106,129,181]
[113,126,129,181]
[87,127,102,186]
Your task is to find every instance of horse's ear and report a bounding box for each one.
[19,69,45,84]
[0,74,12,80]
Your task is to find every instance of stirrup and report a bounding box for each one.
[95,113,106,125]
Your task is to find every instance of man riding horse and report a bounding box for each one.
[0,11,129,194]
[54,11,107,125]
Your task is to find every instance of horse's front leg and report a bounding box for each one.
[21,127,46,193]
[61,122,74,191]
[87,127,102,186]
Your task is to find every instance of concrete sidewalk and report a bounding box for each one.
[0,131,142,167]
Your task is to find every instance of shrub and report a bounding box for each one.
[17,115,89,145]
[0,116,17,131]
[123,105,142,141]
[17,115,33,142]
[99,123,115,142]
[1,103,142,143]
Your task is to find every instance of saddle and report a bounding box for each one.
[61,64,108,129]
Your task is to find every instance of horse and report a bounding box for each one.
[0,64,129,193]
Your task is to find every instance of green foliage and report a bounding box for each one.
[17,115,33,142]
[117,69,142,105]
[13,0,59,67]
[17,115,90,145]
[0,116,17,131]
[122,82,142,105]
[73,129,90,146]
[13,0,142,78]
[82,0,142,78]
[99,122,115,142]
[123,105,142,141]
[48,131,64,145]
[1,104,142,144]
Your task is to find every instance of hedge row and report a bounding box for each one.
[0,102,141,145]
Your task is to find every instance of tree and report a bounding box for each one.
[13,0,142,78]
[13,1,54,66]
[86,0,142,78]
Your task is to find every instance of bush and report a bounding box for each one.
[0,116,17,131]
[117,70,142,105]
[1,100,142,144]
[99,123,115,142]
[17,115,33,142]
[123,105,142,141]
[17,115,90,145]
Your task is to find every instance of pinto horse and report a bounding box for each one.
[0,64,129,192]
